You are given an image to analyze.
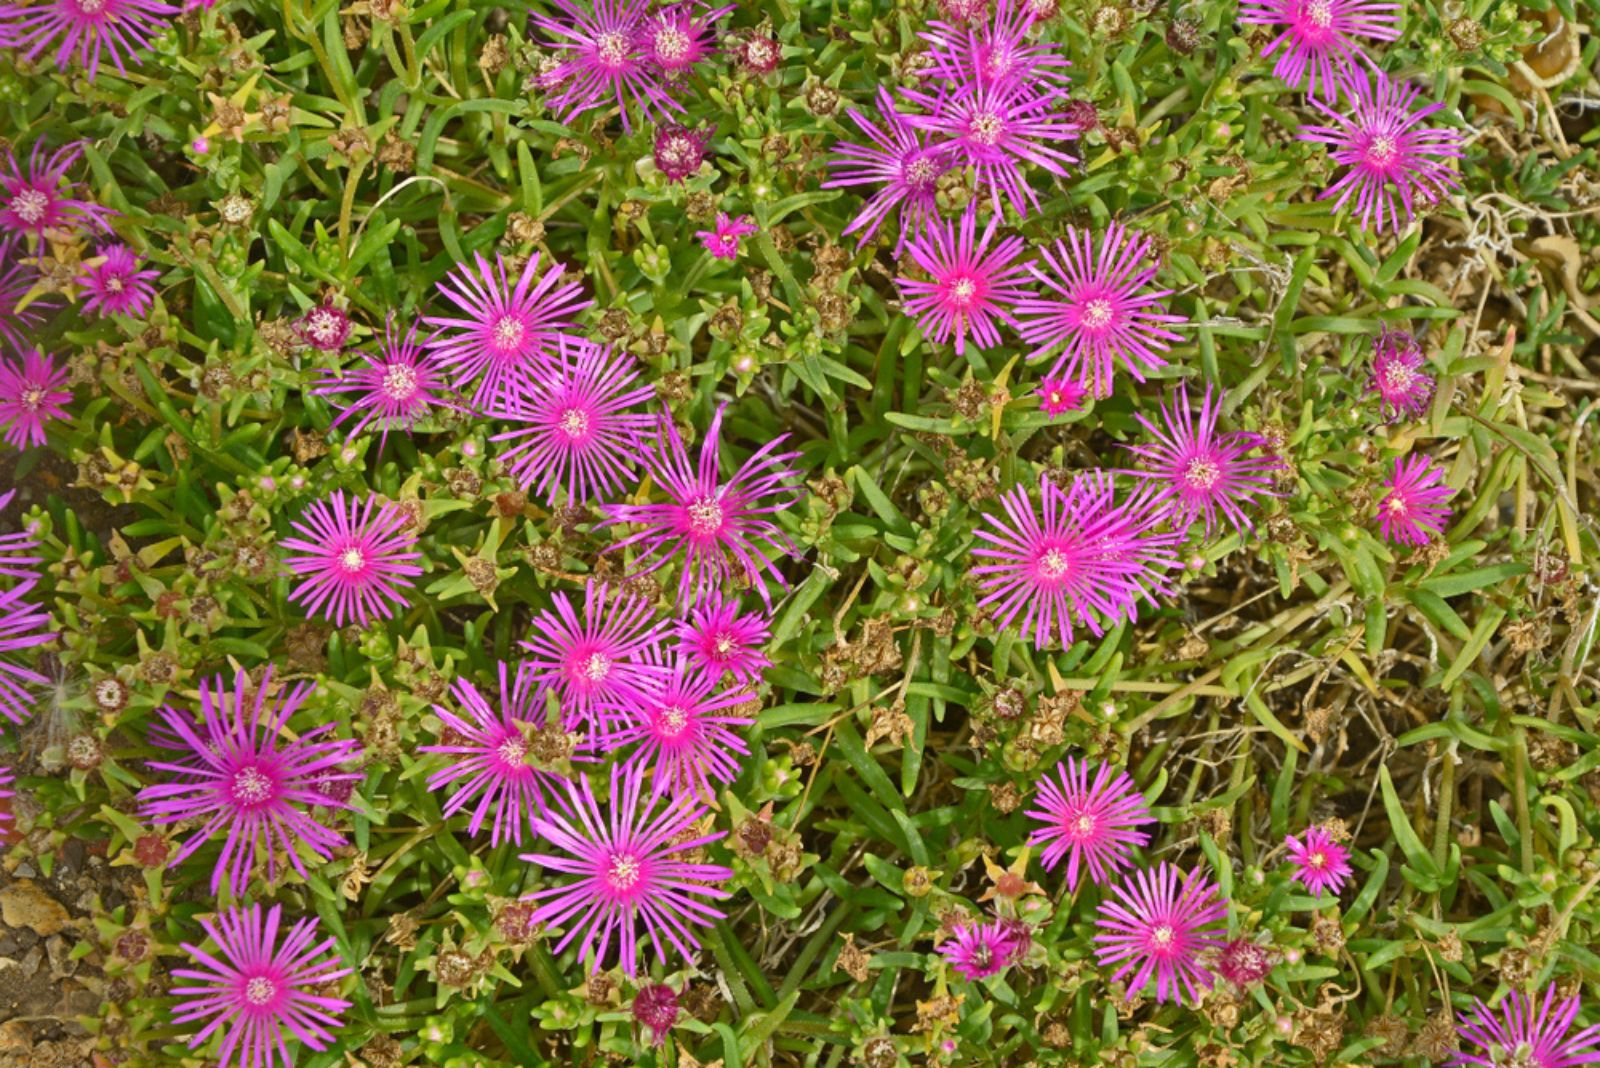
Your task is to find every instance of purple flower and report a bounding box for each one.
[1455,984,1600,1068]
[1298,68,1464,232]
[0,250,57,351]
[424,250,591,408]
[1015,221,1184,396]
[521,761,734,976]
[293,302,351,352]
[488,337,654,506]
[1037,376,1085,418]
[280,491,424,628]
[653,123,713,182]
[171,903,352,1068]
[600,654,753,801]
[138,668,363,895]
[695,212,758,260]
[1123,384,1281,535]
[1368,327,1434,421]
[0,142,113,241]
[941,916,1023,981]
[311,314,456,449]
[972,471,1183,649]
[632,982,681,1047]
[900,82,1078,219]
[896,204,1032,356]
[1285,825,1353,897]
[531,0,676,131]
[823,87,952,254]
[674,589,770,682]
[601,405,803,608]
[518,578,671,733]
[1026,756,1153,890]
[919,0,1072,92]
[2,0,176,81]
[420,664,576,847]
[1094,862,1228,1004]
[77,242,158,317]
[636,2,730,74]
[0,585,52,728]
[1376,454,1453,546]
[0,349,72,448]
[1238,0,1399,102]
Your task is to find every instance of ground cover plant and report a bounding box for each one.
[0,0,1598,1065]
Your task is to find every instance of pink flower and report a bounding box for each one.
[280,491,423,627]
[1238,0,1399,102]
[420,664,579,846]
[138,668,363,896]
[824,88,952,254]
[531,0,677,132]
[1284,825,1353,897]
[424,250,592,408]
[895,204,1032,356]
[311,315,457,449]
[1368,327,1434,421]
[601,405,803,607]
[1376,454,1453,546]
[673,589,770,682]
[1026,756,1153,890]
[77,242,158,317]
[518,578,671,733]
[1094,862,1228,1004]
[972,471,1183,649]
[1298,68,1464,232]
[0,348,72,448]
[1015,221,1184,396]
[2,0,177,81]
[600,654,753,801]
[521,761,733,976]
[488,338,654,506]
[0,142,113,240]
[653,123,713,182]
[941,916,1024,981]
[695,212,758,260]
[170,903,352,1068]
[1455,985,1600,1068]
[1123,384,1281,535]
[636,2,731,74]
[293,303,351,352]
[1037,376,1085,418]
[919,0,1072,93]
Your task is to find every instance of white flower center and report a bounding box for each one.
[11,189,48,225]
[491,314,526,353]
[307,311,343,344]
[21,387,44,411]
[657,704,690,738]
[583,653,611,682]
[653,26,690,62]
[339,547,366,573]
[1183,458,1221,491]
[558,407,589,440]
[969,111,1006,147]
[381,362,417,400]
[596,31,630,68]
[497,735,526,766]
[948,277,978,308]
[1074,813,1096,836]
[231,767,274,805]
[1308,850,1327,869]
[714,634,734,655]
[1365,135,1399,168]
[1038,548,1070,580]
[243,976,277,1006]
[1081,298,1116,330]
[1150,924,1175,948]
[1303,0,1333,28]
[1383,363,1416,391]
[1385,496,1408,515]
[905,157,938,190]
[604,851,642,890]
[106,275,125,294]
[688,497,724,536]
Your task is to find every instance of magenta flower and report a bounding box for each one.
[1123,384,1281,535]
[488,337,654,506]
[632,983,681,1047]
[695,212,758,260]
[2,0,176,81]
[531,0,676,131]
[293,302,351,353]
[674,589,770,682]
[0,251,57,351]
[311,315,456,448]
[601,405,803,607]
[1015,222,1185,397]
[919,0,1072,92]
[823,87,952,254]
[280,491,423,628]
[0,349,72,448]
[1368,327,1434,421]
[1284,825,1353,897]
[1037,376,1086,418]
[1238,0,1400,102]
[518,578,670,733]
[138,668,363,895]
[1376,454,1453,546]
[0,142,113,241]
[653,123,713,182]
[636,2,731,75]
[1026,756,1154,890]
[0,586,52,728]
[972,471,1182,649]
[733,30,780,74]
[600,654,753,801]
[1455,985,1600,1068]
[424,250,591,408]
[77,242,158,317]
[521,762,734,977]
[900,82,1078,219]
[1094,862,1228,1004]
[420,664,576,847]
[941,917,1024,981]
[1214,937,1276,987]
[896,204,1032,356]
[170,903,352,1068]
[1299,69,1464,232]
